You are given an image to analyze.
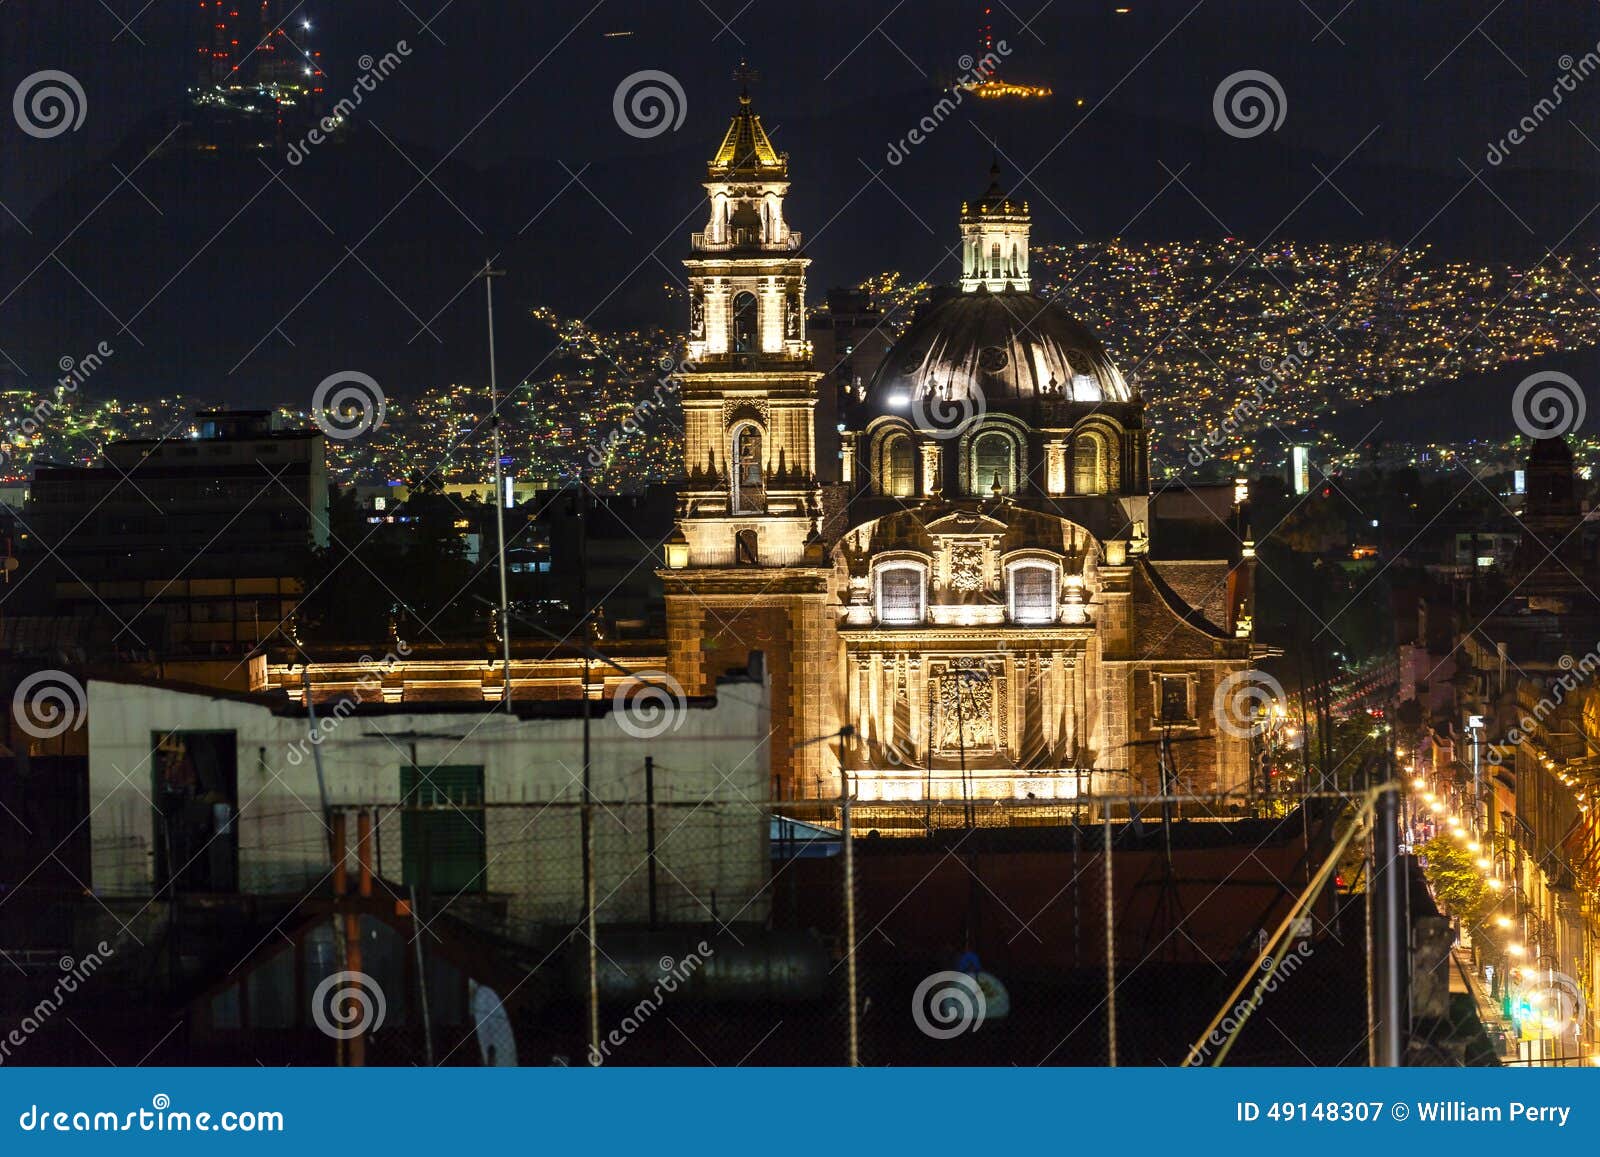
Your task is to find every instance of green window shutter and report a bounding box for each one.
[400,765,486,895]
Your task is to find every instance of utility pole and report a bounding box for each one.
[576,482,599,1059]
[479,259,512,708]
[1373,749,1407,1067]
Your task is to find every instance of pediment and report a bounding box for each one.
[923,510,1008,537]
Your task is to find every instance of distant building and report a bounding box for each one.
[537,486,675,637]
[808,289,896,483]
[1452,530,1520,573]
[1511,435,1593,611]
[23,410,327,656]
[1289,445,1313,495]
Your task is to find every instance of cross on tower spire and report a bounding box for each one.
[733,59,760,103]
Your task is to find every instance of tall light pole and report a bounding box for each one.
[479,260,512,708]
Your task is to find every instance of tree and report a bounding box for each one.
[1420,835,1489,928]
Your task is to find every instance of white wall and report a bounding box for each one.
[87,678,772,929]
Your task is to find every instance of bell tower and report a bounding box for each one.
[676,81,819,551]
[662,77,839,798]
[960,162,1031,293]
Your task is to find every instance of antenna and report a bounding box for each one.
[477,258,512,709]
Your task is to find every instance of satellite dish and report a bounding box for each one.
[469,980,518,1067]
[975,971,1010,1021]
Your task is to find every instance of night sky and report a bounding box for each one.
[7,2,1599,189]
[2,1,1599,404]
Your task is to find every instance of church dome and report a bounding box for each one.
[861,288,1134,414]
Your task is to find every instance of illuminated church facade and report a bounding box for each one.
[662,94,1258,822]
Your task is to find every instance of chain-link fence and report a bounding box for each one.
[3,785,1511,1066]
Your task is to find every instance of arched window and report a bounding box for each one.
[972,431,1014,496]
[732,291,758,354]
[990,241,1001,278]
[882,433,915,497]
[876,564,925,625]
[1074,432,1106,495]
[735,528,759,565]
[1009,563,1058,624]
[730,424,765,513]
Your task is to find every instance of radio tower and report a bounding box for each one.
[959,1,1053,99]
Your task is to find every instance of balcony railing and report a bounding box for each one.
[689,231,803,251]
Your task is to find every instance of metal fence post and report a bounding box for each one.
[1104,807,1117,1067]
[843,760,859,1067]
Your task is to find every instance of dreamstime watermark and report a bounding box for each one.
[13,70,86,139]
[586,354,693,469]
[885,42,1012,165]
[613,70,686,139]
[1185,940,1315,1064]
[1527,968,1587,1035]
[18,1096,283,1133]
[285,644,411,767]
[612,670,687,740]
[587,943,714,1065]
[1,341,113,468]
[1213,70,1286,139]
[1214,669,1287,739]
[1511,369,1584,439]
[0,942,115,1065]
[1486,44,1600,165]
[1491,645,1600,763]
[11,669,87,740]
[311,970,387,1040]
[911,380,987,441]
[912,970,986,1039]
[286,41,412,165]
[1188,342,1309,466]
[312,370,386,440]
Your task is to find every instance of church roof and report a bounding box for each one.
[963,161,1027,219]
[709,94,787,178]
[860,289,1135,413]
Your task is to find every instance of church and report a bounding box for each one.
[661,89,1260,825]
